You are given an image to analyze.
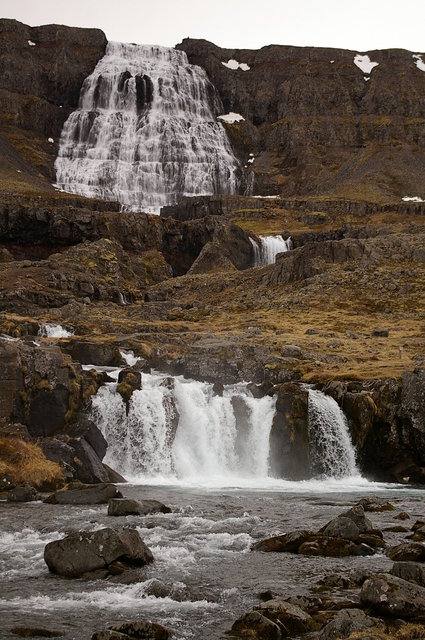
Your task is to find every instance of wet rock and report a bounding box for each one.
[44,482,122,505]
[252,530,314,553]
[103,464,127,483]
[230,611,282,640]
[322,516,361,540]
[412,521,425,531]
[391,562,425,587]
[6,484,39,502]
[0,473,15,491]
[357,496,395,512]
[254,598,313,634]
[108,498,171,516]
[299,536,357,557]
[384,526,409,533]
[361,573,425,617]
[116,369,142,406]
[44,528,153,578]
[318,608,379,640]
[353,543,375,556]
[92,620,170,640]
[268,383,310,480]
[395,512,410,520]
[387,543,425,562]
[412,526,425,542]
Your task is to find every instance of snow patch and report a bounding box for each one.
[27,40,36,47]
[222,59,250,71]
[218,112,245,124]
[402,196,425,203]
[413,54,425,72]
[354,54,379,74]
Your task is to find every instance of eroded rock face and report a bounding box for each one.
[44,528,153,578]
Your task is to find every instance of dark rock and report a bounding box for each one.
[254,598,313,634]
[384,526,409,533]
[268,383,310,480]
[6,484,39,502]
[353,543,375,556]
[281,345,302,358]
[318,608,379,640]
[107,498,143,516]
[358,496,395,512]
[372,328,389,337]
[391,562,425,587]
[188,240,237,274]
[299,536,357,557]
[91,620,170,640]
[361,573,425,617]
[0,473,14,491]
[230,611,282,640]
[116,369,142,406]
[395,512,410,520]
[103,464,127,483]
[252,530,314,553]
[412,526,425,542]
[67,437,110,484]
[387,543,425,562]
[44,528,153,578]
[322,516,361,540]
[11,628,64,638]
[44,482,122,505]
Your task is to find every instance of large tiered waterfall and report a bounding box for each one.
[55,42,240,213]
[90,370,359,485]
[308,388,358,478]
[251,235,292,266]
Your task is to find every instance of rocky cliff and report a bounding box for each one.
[178,39,425,202]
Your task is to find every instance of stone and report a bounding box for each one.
[299,536,357,557]
[254,598,312,634]
[231,611,282,640]
[44,482,122,505]
[339,505,373,532]
[387,543,425,562]
[252,530,314,553]
[318,608,378,640]
[322,516,360,540]
[372,328,389,337]
[394,512,410,521]
[361,573,425,618]
[44,528,153,578]
[109,620,170,639]
[0,473,15,491]
[391,562,425,587]
[281,345,302,358]
[353,543,375,556]
[107,498,171,517]
[11,628,64,638]
[6,484,39,502]
[358,496,395,512]
[412,526,425,542]
[116,369,142,405]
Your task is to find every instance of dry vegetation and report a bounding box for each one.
[0,437,63,489]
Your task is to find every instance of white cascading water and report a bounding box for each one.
[55,42,240,213]
[308,388,358,478]
[90,372,276,483]
[38,323,73,338]
[250,235,292,266]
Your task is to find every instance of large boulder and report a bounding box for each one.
[321,505,374,540]
[361,573,425,618]
[387,543,425,562]
[44,482,122,505]
[268,383,310,480]
[44,528,153,578]
[318,608,379,640]
[391,562,425,587]
[298,536,357,558]
[254,599,312,634]
[252,530,314,553]
[187,240,237,274]
[230,611,282,640]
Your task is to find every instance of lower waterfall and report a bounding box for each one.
[308,388,358,478]
[90,371,360,486]
[251,235,292,266]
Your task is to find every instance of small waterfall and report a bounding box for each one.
[308,388,358,478]
[55,42,240,213]
[90,372,276,483]
[38,323,73,338]
[251,235,292,266]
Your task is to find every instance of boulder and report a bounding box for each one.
[44,482,122,505]
[299,536,357,557]
[254,599,313,634]
[319,608,379,640]
[44,528,153,578]
[412,526,425,542]
[361,573,425,617]
[10,627,64,638]
[108,498,171,516]
[116,369,142,406]
[107,621,170,639]
[230,611,282,640]
[187,240,237,274]
[322,516,361,540]
[387,543,425,562]
[391,562,425,587]
[357,496,395,512]
[252,530,314,553]
[281,345,302,358]
[6,484,39,502]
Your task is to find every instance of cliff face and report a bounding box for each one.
[0,19,107,188]
[177,39,425,202]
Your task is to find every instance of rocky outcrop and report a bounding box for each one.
[44,527,153,578]
[178,39,425,200]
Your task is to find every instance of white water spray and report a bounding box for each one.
[38,323,73,338]
[55,42,240,213]
[91,372,276,483]
[251,235,292,266]
[308,388,358,478]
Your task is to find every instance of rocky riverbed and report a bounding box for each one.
[1,484,424,639]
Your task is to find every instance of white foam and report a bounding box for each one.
[222,59,250,71]
[48,137,54,143]
[413,54,425,72]
[119,349,140,367]
[28,40,36,46]
[364,76,370,82]
[217,112,245,124]
[0,528,63,578]
[354,54,379,74]
[38,323,73,338]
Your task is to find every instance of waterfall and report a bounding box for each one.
[38,323,73,338]
[251,235,292,266]
[55,42,240,213]
[90,372,276,483]
[308,388,358,478]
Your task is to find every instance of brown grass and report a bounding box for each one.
[0,437,63,489]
